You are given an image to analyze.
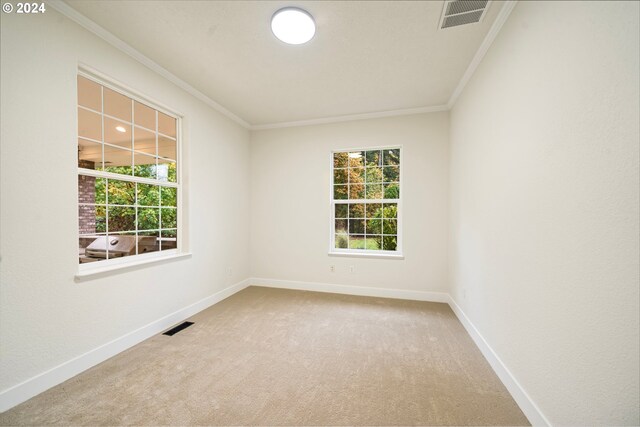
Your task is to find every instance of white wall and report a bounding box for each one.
[0,8,251,396]
[250,113,449,293]
[449,1,639,425]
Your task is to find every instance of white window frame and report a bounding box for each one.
[76,67,186,277]
[329,146,403,259]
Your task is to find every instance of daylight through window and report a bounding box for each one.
[331,148,401,254]
[77,74,180,265]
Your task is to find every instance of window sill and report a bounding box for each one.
[75,252,192,281]
[328,251,404,260]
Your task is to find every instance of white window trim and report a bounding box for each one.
[77,67,185,277]
[328,145,403,258]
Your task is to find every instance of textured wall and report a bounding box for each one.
[449,1,639,424]
[0,8,251,392]
[250,113,449,293]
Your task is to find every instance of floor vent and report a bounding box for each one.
[163,321,194,336]
[439,0,490,29]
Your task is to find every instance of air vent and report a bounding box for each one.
[163,321,194,336]
[439,0,490,29]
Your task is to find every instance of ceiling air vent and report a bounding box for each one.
[439,0,491,29]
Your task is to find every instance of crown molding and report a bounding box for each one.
[249,105,449,130]
[46,0,252,129]
[447,0,517,109]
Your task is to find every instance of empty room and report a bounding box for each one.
[0,0,638,425]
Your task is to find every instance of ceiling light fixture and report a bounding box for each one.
[271,7,315,45]
[115,126,126,133]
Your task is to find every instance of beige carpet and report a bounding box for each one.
[0,286,529,426]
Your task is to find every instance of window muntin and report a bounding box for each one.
[331,148,401,254]
[77,74,180,265]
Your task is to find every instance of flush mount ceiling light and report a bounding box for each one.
[271,7,315,45]
[115,126,126,133]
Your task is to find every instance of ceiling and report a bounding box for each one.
[64,1,505,127]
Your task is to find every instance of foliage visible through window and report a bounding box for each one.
[332,148,400,253]
[77,74,179,264]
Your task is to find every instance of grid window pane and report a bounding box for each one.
[335,234,348,249]
[96,206,106,232]
[334,185,348,200]
[383,219,398,235]
[77,76,102,111]
[104,118,131,149]
[107,179,135,206]
[137,208,160,230]
[102,146,132,175]
[332,148,400,253]
[134,126,156,156]
[384,183,400,199]
[366,203,382,218]
[334,168,347,185]
[365,150,382,166]
[349,204,365,219]
[382,236,398,251]
[349,219,365,234]
[349,183,365,199]
[333,152,348,168]
[365,219,382,234]
[94,178,106,205]
[108,206,135,232]
[134,153,157,179]
[383,166,400,183]
[134,101,155,130]
[104,87,131,122]
[77,75,180,265]
[383,203,398,218]
[158,112,176,138]
[161,187,177,207]
[383,149,400,166]
[365,237,382,250]
[161,208,177,229]
[158,135,176,160]
[348,152,365,167]
[366,166,383,183]
[350,167,365,183]
[348,234,366,249]
[138,231,160,254]
[157,158,176,183]
[335,204,348,218]
[365,184,383,199]
[78,108,102,141]
[160,230,178,250]
[78,138,102,168]
[137,183,160,207]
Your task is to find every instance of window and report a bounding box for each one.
[330,148,401,255]
[77,73,180,267]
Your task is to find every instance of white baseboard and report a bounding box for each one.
[250,277,450,303]
[2,277,548,426]
[251,277,549,426]
[447,296,550,426]
[0,278,251,413]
